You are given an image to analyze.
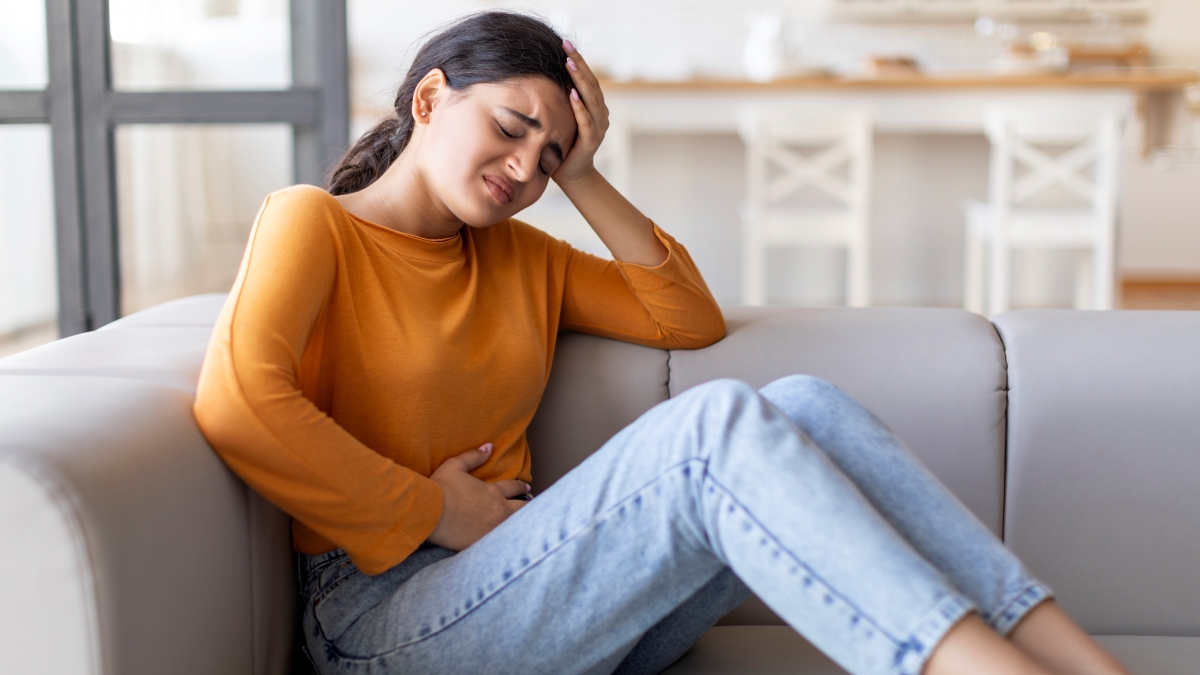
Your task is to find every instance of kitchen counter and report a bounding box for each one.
[600,69,1197,91]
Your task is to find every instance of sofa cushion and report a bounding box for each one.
[526,330,670,492]
[661,626,845,674]
[659,628,1200,675]
[669,307,1009,535]
[0,374,293,675]
[995,310,1200,636]
[1092,635,1200,675]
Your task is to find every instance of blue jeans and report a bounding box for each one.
[299,376,1050,675]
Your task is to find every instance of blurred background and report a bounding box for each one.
[2,0,1198,357]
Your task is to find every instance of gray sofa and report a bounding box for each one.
[1,294,1198,675]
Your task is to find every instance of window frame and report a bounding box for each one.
[0,0,349,335]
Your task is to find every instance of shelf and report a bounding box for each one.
[828,0,1150,22]
[601,70,1198,92]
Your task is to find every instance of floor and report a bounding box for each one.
[1119,278,1200,311]
[0,322,58,360]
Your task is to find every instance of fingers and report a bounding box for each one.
[563,40,603,102]
[562,39,608,131]
[449,442,493,473]
[495,479,532,499]
[568,87,594,135]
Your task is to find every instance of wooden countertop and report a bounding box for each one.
[600,69,1198,92]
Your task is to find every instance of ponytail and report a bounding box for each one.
[327,117,406,196]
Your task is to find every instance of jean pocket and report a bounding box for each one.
[310,559,370,643]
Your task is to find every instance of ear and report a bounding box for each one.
[412,68,448,126]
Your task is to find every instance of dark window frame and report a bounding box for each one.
[0,0,349,335]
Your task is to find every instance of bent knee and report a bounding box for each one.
[759,373,842,403]
[684,378,759,406]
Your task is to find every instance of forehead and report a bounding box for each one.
[467,77,575,140]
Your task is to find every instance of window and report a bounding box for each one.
[0,0,348,338]
[115,123,293,314]
[0,125,57,358]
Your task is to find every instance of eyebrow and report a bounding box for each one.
[502,107,564,162]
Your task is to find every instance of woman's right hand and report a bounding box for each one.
[427,443,530,551]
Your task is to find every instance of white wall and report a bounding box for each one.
[348,0,1200,307]
[1121,0,1200,277]
[1146,0,1200,69]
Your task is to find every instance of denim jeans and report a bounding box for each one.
[299,375,1051,675]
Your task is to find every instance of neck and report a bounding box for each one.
[334,145,463,239]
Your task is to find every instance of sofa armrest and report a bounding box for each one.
[0,374,294,675]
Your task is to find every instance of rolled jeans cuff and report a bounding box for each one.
[988,583,1054,636]
[895,594,975,675]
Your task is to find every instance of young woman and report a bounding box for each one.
[194,11,1128,675]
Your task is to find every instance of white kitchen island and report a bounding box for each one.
[518,70,1197,308]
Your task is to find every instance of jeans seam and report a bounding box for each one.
[701,473,905,647]
[312,568,361,609]
[893,594,975,675]
[318,457,704,663]
[989,583,1052,636]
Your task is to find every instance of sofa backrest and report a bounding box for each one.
[995,310,1200,636]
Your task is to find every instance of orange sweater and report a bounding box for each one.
[193,185,724,575]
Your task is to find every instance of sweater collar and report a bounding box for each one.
[344,211,467,263]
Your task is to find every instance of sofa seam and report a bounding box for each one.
[987,318,1011,543]
[666,347,674,398]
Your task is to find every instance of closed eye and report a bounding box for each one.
[498,121,551,176]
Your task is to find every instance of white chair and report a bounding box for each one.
[738,109,874,307]
[964,108,1124,314]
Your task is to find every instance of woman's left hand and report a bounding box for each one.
[553,40,609,186]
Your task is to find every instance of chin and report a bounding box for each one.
[453,201,517,229]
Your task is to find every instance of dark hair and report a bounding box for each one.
[327,11,573,196]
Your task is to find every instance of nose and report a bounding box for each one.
[506,144,540,183]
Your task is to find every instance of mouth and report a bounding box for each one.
[482,174,515,205]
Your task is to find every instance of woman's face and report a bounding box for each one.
[417,75,577,228]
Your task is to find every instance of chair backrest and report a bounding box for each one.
[983,107,1123,216]
[736,108,873,212]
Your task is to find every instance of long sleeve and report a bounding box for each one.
[557,223,726,349]
[193,189,443,576]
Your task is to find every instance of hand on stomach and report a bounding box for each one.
[428,443,531,551]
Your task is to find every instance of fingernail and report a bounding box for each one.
[524,483,532,493]
[480,443,493,452]
[563,39,575,54]
[571,88,580,101]
[566,58,577,72]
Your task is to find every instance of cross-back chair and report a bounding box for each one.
[738,108,874,307]
[964,108,1124,314]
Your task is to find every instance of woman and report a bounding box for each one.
[194,11,1128,675]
